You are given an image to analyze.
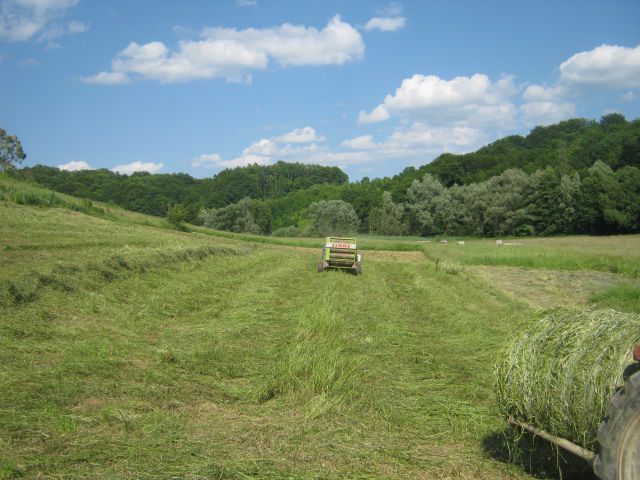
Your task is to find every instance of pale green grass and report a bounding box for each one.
[590,283,640,313]
[422,236,640,277]
[0,176,621,479]
[193,227,424,252]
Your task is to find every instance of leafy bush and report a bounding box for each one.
[308,199,359,236]
[272,225,300,237]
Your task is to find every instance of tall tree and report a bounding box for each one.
[0,128,26,171]
[308,200,359,236]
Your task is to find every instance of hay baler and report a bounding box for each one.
[318,237,362,275]
[504,338,640,480]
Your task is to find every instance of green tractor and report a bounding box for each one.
[318,236,362,275]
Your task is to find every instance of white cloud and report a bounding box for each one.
[192,126,323,169]
[520,101,575,128]
[275,126,324,143]
[88,16,364,84]
[363,17,405,32]
[520,83,575,127]
[560,44,640,89]
[193,121,490,174]
[0,0,81,42]
[111,161,164,174]
[359,73,517,129]
[80,71,130,85]
[191,153,222,168]
[58,160,91,171]
[522,84,566,102]
[216,154,271,169]
[341,135,377,150]
[307,124,486,169]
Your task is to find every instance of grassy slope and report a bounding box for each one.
[2,174,636,479]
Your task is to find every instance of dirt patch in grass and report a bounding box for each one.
[470,265,636,309]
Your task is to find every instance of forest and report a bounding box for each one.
[16,113,640,237]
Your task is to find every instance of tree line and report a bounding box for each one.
[9,113,640,237]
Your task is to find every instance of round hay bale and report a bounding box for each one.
[496,309,640,450]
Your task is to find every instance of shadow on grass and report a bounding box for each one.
[483,428,598,480]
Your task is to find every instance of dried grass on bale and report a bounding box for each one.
[496,309,640,450]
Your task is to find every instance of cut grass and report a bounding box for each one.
[0,208,532,478]
[422,236,640,277]
[2,175,638,479]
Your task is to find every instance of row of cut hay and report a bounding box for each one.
[0,245,245,306]
[496,308,640,450]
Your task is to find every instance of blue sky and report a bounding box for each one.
[1,0,639,180]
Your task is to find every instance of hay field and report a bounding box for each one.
[1,174,638,479]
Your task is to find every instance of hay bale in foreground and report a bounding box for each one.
[496,309,640,450]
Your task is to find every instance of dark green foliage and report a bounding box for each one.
[20,161,347,223]
[199,197,271,235]
[368,192,406,235]
[166,203,190,229]
[17,116,640,237]
[0,128,26,172]
[394,116,640,186]
[307,199,359,236]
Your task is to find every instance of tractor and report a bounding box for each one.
[317,236,362,275]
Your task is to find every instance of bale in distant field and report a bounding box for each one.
[496,309,640,450]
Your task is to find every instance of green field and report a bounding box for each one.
[1,175,639,479]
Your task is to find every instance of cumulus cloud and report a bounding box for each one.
[341,135,377,150]
[520,84,575,127]
[111,161,164,174]
[359,73,517,129]
[363,17,405,32]
[275,126,324,143]
[0,0,82,42]
[58,160,91,171]
[308,124,487,169]
[191,153,222,168]
[193,127,323,169]
[87,16,364,84]
[520,101,575,127]
[560,44,640,89]
[193,120,490,174]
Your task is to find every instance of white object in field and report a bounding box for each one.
[496,240,503,245]
[458,241,465,245]
[440,239,448,245]
[356,254,362,262]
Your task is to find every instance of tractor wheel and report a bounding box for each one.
[593,369,640,480]
[317,262,324,273]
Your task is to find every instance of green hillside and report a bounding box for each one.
[3,174,640,478]
[16,114,640,238]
